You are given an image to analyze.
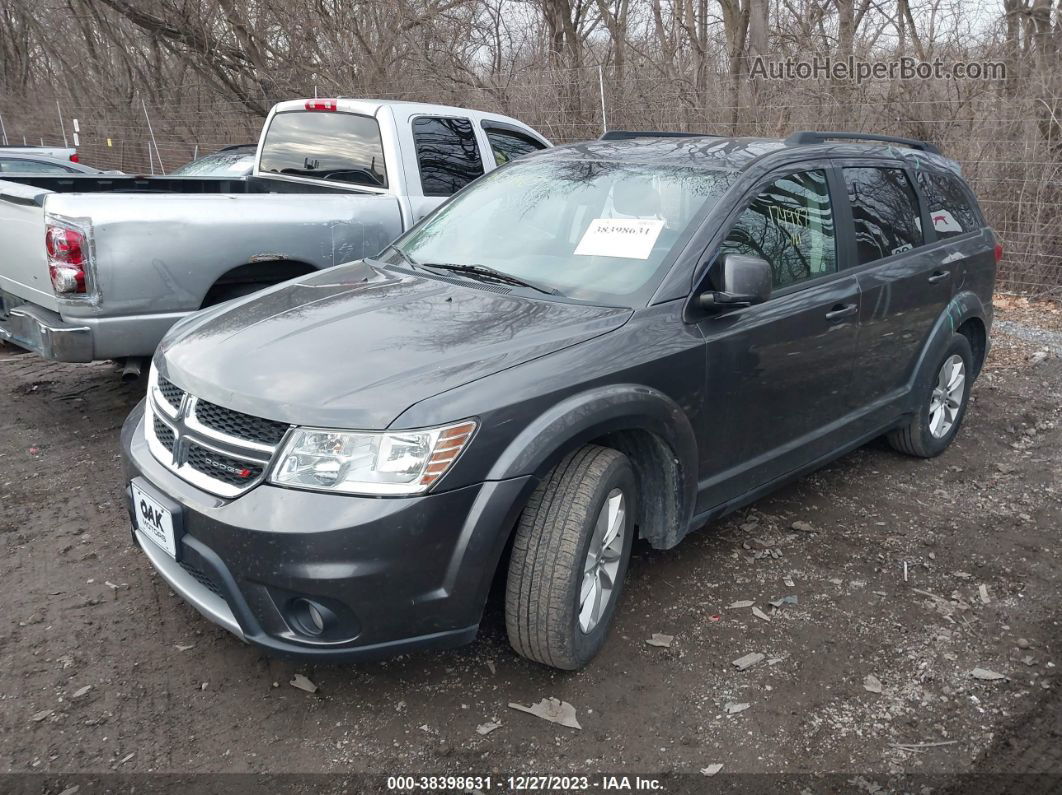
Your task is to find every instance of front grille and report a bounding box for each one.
[179,562,222,596]
[194,399,289,446]
[147,380,283,498]
[153,416,175,453]
[186,443,265,487]
[157,377,185,411]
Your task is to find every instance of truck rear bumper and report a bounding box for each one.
[0,294,189,362]
[0,302,93,362]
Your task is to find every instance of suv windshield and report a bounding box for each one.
[259,111,387,188]
[394,158,733,305]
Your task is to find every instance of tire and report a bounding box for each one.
[505,445,636,670]
[887,333,974,458]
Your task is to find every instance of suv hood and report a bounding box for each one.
[160,261,631,429]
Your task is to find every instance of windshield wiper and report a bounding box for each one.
[419,262,561,296]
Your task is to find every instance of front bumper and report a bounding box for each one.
[121,402,535,662]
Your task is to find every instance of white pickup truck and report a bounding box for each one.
[0,99,549,370]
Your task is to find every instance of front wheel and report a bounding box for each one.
[887,333,974,457]
[505,446,636,670]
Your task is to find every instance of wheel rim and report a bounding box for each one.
[578,488,626,634]
[928,354,966,438]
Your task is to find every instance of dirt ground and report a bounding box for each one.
[1,302,1060,791]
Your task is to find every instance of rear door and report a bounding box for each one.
[481,123,549,167]
[837,161,952,410]
[695,165,862,511]
[405,115,486,222]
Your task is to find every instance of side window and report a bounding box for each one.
[484,128,546,165]
[915,169,980,239]
[720,169,837,289]
[0,158,73,174]
[412,116,484,197]
[843,167,924,264]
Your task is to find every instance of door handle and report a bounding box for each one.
[927,270,951,284]
[825,303,858,322]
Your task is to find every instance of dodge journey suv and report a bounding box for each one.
[121,129,997,670]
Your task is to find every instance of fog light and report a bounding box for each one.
[289,598,334,637]
[306,602,325,632]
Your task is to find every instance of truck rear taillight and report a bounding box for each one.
[46,223,88,295]
[304,98,337,112]
[994,242,1003,263]
[69,153,80,163]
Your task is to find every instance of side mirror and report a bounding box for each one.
[698,254,772,310]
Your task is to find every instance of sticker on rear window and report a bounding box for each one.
[574,218,665,260]
[931,209,964,234]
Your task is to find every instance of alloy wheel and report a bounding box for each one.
[929,354,966,438]
[578,488,626,634]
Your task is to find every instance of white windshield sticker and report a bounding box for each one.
[574,218,665,260]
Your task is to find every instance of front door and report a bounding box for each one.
[695,167,862,512]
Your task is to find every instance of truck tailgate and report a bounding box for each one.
[0,179,59,312]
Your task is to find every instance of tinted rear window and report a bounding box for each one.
[843,167,924,264]
[916,169,981,239]
[413,116,484,197]
[259,111,386,188]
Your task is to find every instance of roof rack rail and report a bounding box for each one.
[599,130,715,141]
[784,131,942,156]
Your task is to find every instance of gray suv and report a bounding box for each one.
[121,130,998,670]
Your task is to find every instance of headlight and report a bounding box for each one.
[269,420,477,496]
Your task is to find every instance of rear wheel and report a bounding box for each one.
[887,334,973,457]
[505,446,636,670]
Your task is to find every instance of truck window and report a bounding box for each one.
[843,167,924,263]
[915,169,980,239]
[413,117,484,197]
[720,169,837,289]
[259,111,387,188]
[485,128,546,165]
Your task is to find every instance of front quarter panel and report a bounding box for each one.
[393,302,705,547]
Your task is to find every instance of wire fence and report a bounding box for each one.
[2,64,1060,296]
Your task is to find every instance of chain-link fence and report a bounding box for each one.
[2,65,1059,296]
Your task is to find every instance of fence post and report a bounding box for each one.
[597,65,608,134]
[56,100,69,147]
[141,97,165,174]
[0,113,7,145]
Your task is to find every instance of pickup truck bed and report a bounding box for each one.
[0,175,402,361]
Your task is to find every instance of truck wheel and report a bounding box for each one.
[887,333,974,458]
[505,445,636,670]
